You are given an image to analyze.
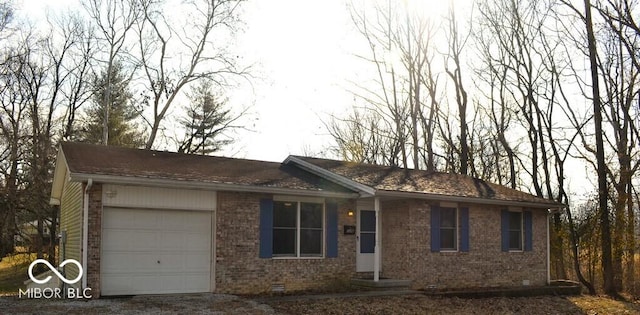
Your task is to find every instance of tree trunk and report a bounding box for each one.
[566,207,597,295]
[584,0,616,296]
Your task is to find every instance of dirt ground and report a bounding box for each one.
[1,292,640,314]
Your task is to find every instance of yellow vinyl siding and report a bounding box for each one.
[59,180,82,282]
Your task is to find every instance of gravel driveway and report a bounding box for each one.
[0,293,274,315]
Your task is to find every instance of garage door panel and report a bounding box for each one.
[101,207,212,295]
[103,230,160,251]
[102,252,162,274]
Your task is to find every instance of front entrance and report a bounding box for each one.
[356,209,376,272]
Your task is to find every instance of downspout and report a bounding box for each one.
[546,209,551,285]
[82,179,93,290]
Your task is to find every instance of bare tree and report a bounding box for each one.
[331,0,442,170]
[136,0,248,150]
[583,0,615,296]
[82,0,141,145]
[443,1,471,175]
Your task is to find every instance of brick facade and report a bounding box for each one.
[86,183,102,298]
[214,191,357,294]
[381,200,548,290]
[82,186,548,296]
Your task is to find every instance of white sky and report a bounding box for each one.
[228,0,360,162]
[20,0,453,162]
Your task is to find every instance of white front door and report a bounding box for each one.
[356,209,376,272]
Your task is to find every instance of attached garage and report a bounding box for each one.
[100,185,216,296]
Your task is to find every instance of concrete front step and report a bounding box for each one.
[350,278,412,290]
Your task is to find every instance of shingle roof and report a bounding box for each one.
[60,142,353,194]
[56,143,562,208]
[294,156,562,207]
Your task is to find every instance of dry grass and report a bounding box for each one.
[268,294,640,315]
[0,252,35,295]
[2,291,640,314]
[567,295,640,314]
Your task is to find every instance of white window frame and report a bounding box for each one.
[272,196,325,259]
[508,210,524,252]
[439,206,459,252]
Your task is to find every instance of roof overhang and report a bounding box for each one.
[283,156,376,196]
[68,173,360,199]
[376,190,565,210]
[50,147,69,206]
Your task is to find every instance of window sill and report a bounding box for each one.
[272,256,325,260]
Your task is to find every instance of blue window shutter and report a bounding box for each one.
[524,211,533,251]
[460,207,469,252]
[501,209,509,252]
[431,206,441,252]
[259,199,273,258]
[325,202,338,258]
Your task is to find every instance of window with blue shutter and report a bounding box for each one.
[502,209,530,252]
[261,198,332,258]
[432,206,469,252]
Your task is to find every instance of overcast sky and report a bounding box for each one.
[229,0,360,162]
[22,0,373,162]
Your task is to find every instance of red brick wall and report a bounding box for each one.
[86,183,102,298]
[215,191,357,294]
[381,199,548,289]
[83,185,548,296]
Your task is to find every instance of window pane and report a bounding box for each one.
[273,228,296,256]
[360,232,375,253]
[273,201,297,228]
[440,228,456,250]
[509,231,522,250]
[508,211,522,250]
[300,229,322,256]
[361,211,376,232]
[509,212,522,230]
[300,203,323,228]
[440,208,457,228]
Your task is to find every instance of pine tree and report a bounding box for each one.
[80,62,145,147]
[178,80,234,155]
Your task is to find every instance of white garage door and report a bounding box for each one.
[101,207,212,295]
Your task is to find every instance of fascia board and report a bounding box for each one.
[50,148,69,205]
[284,156,376,196]
[377,190,566,210]
[68,173,359,199]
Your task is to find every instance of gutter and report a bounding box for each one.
[69,173,359,200]
[376,190,565,209]
[82,178,92,291]
[547,210,551,285]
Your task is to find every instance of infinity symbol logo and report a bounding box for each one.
[28,259,83,285]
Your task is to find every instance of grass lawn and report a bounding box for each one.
[1,290,640,314]
[267,294,640,314]
[0,252,35,295]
